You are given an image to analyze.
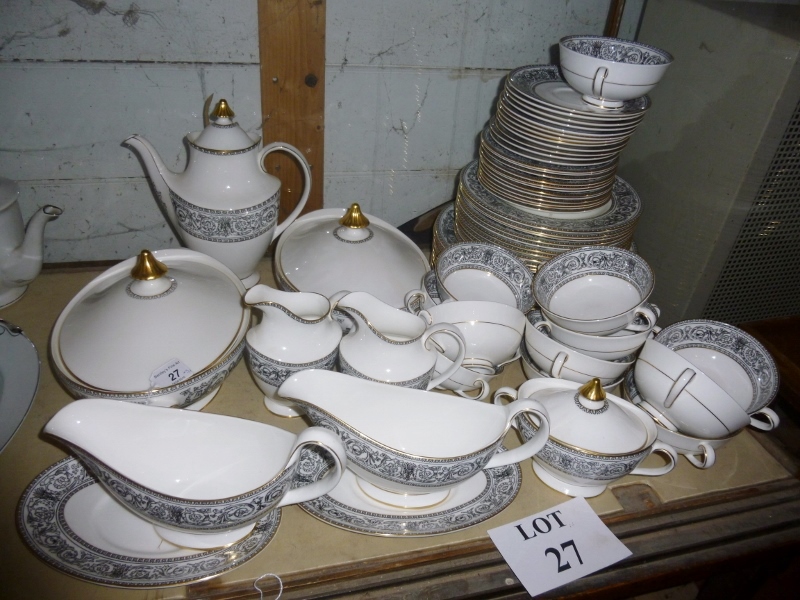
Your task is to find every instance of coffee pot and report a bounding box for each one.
[0,177,62,308]
[125,98,311,288]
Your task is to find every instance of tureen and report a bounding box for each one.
[273,204,429,308]
[50,249,250,409]
[495,378,678,497]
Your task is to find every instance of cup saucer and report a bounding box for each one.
[18,456,280,588]
[297,446,521,537]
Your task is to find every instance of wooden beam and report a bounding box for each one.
[258,0,325,221]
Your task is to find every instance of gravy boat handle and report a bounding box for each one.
[484,398,550,469]
[278,426,348,507]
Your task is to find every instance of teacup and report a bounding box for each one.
[635,339,779,439]
[278,369,550,508]
[419,300,526,367]
[559,35,673,108]
[653,320,779,414]
[525,310,634,386]
[435,242,534,312]
[44,399,347,549]
[533,246,655,335]
[546,303,660,360]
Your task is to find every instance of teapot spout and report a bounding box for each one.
[123,134,180,228]
[1,205,62,285]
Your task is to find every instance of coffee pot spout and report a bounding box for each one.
[123,134,180,228]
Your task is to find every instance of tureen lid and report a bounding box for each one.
[190,99,260,152]
[54,249,248,392]
[274,204,430,307]
[529,378,650,454]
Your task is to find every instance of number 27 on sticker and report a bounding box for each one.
[545,540,583,573]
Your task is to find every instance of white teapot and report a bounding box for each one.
[125,98,311,288]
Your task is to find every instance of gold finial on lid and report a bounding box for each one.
[579,378,606,402]
[212,99,235,120]
[131,250,169,281]
[339,203,370,228]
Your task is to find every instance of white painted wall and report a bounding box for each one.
[0,0,642,263]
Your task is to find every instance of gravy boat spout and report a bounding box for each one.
[44,399,347,549]
[278,370,550,502]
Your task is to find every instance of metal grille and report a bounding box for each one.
[702,98,800,324]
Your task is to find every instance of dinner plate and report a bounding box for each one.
[298,446,521,537]
[0,320,40,453]
[18,457,280,588]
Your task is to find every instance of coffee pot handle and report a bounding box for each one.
[278,426,347,507]
[258,142,312,237]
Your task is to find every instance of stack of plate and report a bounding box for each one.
[451,63,650,272]
[455,161,640,273]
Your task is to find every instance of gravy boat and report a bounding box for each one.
[44,399,347,549]
[278,370,550,508]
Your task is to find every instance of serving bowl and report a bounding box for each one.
[435,242,534,312]
[495,378,677,497]
[559,35,673,108]
[532,246,655,335]
[45,399,347,549]
[278,369,550,508]
[50,249,250,409]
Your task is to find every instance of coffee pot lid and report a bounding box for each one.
[191,99,260,152]
[532,378,649,454]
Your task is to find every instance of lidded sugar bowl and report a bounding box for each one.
[495,378,678,497]
[50,248,250,409]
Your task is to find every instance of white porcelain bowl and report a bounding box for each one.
[622,370,734,469]
[420,300,526,367]
[519,342,623,392]
[432,352,497,401]
[435,242,534,312]
[533,246,655,335]
[635,339,779,439]
[653,319,779,414]
[50,249,250,409]
[545,303,660,360]
[525,310,634,386]
[559,36,673,108]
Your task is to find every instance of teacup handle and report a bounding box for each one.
[749,407,780,431]
[485,397,551,469]
[624,304,659,333]
[277,426,347,507]
[684,442,716,470]
[454,379,491,401]
[629,441,678,477]
[422,323,467,390]
[258,142,311,237]
[496,347,522,369]
[647,325,663,340]
[591,67,609,97]
[664,367,695,408]
[550,351,568,378]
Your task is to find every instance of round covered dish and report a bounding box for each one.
[495,378,678,497]
[51,249,250,409]
[273,204,429,308]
